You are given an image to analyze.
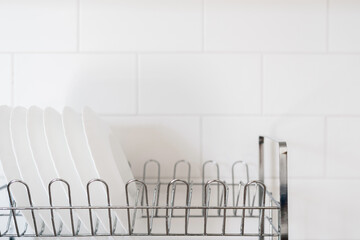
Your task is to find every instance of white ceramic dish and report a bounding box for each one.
[108,131,136,197]
[43,107,91,233]
[26,106,72,234]
[62,107,111,234]
[82,107,135,234]
[83,107,136,197]
[0,105,42,234]
[10,106,55,233]
[82,107,141,232]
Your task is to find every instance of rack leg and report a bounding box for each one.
[258,137,265,240]
[279,143,289,240]
[259,136,289,240]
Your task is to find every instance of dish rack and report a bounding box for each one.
[0,136,288,239]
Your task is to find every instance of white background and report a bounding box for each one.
[1,0,360,239]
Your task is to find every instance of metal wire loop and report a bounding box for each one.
[232,161,252,216]
[0,204,15,237]
[202,161,220,214]
[166,179,190,235]
[143,159,160,183]
[125,179,150,235]
[86,178,112,236]
[7,179,38,237]
[204,179,228,235]
[48,178,75,236]
[173,160,191,183]
[142,159,161,216]
[241,180,266,236]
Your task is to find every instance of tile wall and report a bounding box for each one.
[1,0,360,238]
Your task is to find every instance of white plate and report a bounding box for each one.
[0,105,43,234]
[62,107,112,234]
[27,106,72,234]
[87,108,136,197]
[44,107,91,233]
[107,132,136,197]
[10,106,55,233]
[82,107,135,234]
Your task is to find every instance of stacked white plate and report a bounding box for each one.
[0,105,136,236]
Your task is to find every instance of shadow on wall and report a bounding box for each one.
[107,123,201,180]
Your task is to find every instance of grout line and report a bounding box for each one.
[100,113,262,117]
[260,54,264,115]
[199,116,203,167]
[0,51,193,55]
[77,0,81,52]
[202,0,206,52]
[135,54,139,114]
[141,176,360,181]
[288,176,360,180]
[10,54,14,107]
[99,113,360,118]
[325,0,330,52]
[324,115,360,118]
[3,51,360,55]
[324,116,328,177]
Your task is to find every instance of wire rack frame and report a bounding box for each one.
[0,136,288,240]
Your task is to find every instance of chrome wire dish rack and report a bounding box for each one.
[0,136,288,239]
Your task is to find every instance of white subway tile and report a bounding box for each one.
[0,55,11,105]
[0,0,77,52]
[103,116,201,179]
[139,54,261,114]
[264,55,360,114]
[205,0,327,52]
[290,179,360,239]
[14,54,136,114]
[327,117,360,178]
[202,117,324,178]
[329,0,360,52]
[80,0,203,52]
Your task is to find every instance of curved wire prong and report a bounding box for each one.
[150,183,159,231]
[7,179,38,237]
[173,160,191,183]
[204,179,228,235]
[0,206,25,237]
[126,179,150,235]
[240,181,266,236]
[218,181,229,216]
[166,179,190,235]
[94,217,100,235]
[142,159,161,216]
[56,218,63,236]
[19,222,28,237]
[172,160,191,207]
[130,185,141,228]
[233,181,246,216]
[202,161,220,215]
[86,179,112,236]
[38,220,45,236]
[186,181,193,230]
[48,178,75,236]
[75,218,81,235]
[112,215,117,234]
[0,202,14,236]
[231,161,250,209]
